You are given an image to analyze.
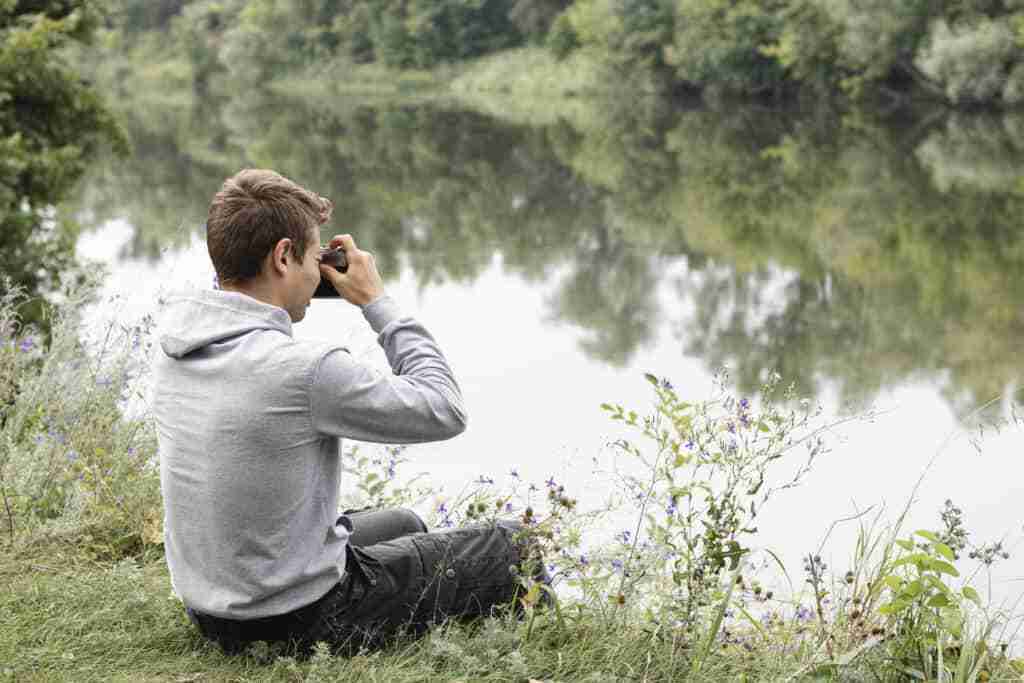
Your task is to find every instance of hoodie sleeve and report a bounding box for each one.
[310,296,468,443]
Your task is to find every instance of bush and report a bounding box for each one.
[547,11,580,60]
[916,18,1020,106]
[667,0,789,95]
[0,281,161,555]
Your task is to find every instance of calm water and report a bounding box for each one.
[67,89,1024,616]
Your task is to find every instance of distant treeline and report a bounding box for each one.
[104,0,1024,106]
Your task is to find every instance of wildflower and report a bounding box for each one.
[66,450,79,462]
[685,440,694,450]
[579,554,589,566]
[666,502,677,517]
[660,379,673,391]
[795,605,814,622]
[739,398,749,410]
[616,530,632,544]
[545,476,557,488]
[611,559,624,572]
[505,502,513,513]
[437,502,447,515]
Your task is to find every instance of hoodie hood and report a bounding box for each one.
[159,289,293,359]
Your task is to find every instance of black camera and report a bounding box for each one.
[312,246,348,298]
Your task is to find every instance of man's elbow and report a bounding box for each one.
[442,403,468,439]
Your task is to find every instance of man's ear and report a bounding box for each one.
[269,238,293,277]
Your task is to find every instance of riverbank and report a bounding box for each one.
[0,534,745,682]
[281,47,652,128]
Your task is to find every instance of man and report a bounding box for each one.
[153,169,537,656]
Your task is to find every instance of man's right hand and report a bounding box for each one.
[320,234,385,307]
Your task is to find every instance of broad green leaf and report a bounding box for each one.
[926,593,950,608]
[895,539,915,551]
[929,560,960,577]
[933,542,955,561]
[644,373,659,386]
[914,530,940,543]
[962,586,981,606]
[891,554,926,569]
[883,575,903,591]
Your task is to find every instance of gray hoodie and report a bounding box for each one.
[152,289,467,620]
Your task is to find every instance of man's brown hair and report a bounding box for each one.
[206,169,333,285]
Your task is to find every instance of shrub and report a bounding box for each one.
[0,281,161,556]
[916,18,1020,106]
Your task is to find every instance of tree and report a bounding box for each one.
[0,0,126,332]
[509,0,572,43]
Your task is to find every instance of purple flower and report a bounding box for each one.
[795,605,813,621]
[212,274,221,290]
[579,554,589,566]
[18,337,35,353]
[739,398,750,410]
[545,476,557,488]
[666,502,677,517]
[437,503,448,514]
[504,502,513,513]
[611,559,624,571]
[66,450,79,462]
[617,530,632,543]
[685,440,694,450]
[508,468,519,479]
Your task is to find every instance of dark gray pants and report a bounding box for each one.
[186,508,529,656]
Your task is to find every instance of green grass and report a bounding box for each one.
[6,534,1022,682]
[0,536,707,682]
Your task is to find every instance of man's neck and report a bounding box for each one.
[221,279,285,311]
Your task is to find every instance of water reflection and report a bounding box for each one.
[69,89,1024,415]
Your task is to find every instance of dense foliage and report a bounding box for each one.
[97,0,1024,105]
[0,0,124,331]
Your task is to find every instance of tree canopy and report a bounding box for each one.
[0,0,125,330]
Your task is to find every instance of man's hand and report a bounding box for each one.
[320,234,385,307]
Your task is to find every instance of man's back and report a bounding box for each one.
[153,288,466,620]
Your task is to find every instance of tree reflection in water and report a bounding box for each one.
[66,87,1024,414]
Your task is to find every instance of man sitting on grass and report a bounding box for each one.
[152,168,542,656]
